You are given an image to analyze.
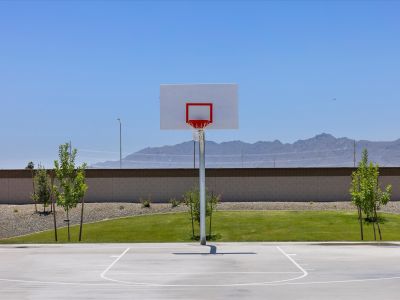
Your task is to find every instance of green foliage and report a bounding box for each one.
[350,148,392,240]
[32,165,51,212]
[183,187,216,223]
[53,143,88,213]
[140,198,151,208]
[183,187,220,239]
[26,161,37,212]
[169,198,180,208]
[351,149,392,219]
[350,149,367,209]
[25,161,34,170]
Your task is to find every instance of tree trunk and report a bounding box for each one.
[374,207,382,241]
[375,177,382,240]
[66,209,70,242]
[376,220,382,241]
[209,198,213,239]
[79,197,85,242]
[52,201,58,242]
[32,170,37,213]
[209,209,212,238]
[189,197,194,239]
[50,176,57,242]
[358,206,364,241]
[372,222,376,241]
[356,175,363,240]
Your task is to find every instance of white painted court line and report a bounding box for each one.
[0,278,125,287]
[99,246,310,287]
[100,247,130,281]
[275,246,308,282]
[280,276,400,286]
[0,247,136,288]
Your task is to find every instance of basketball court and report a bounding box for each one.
[1,242,399,299]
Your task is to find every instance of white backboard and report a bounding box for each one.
[160,84,238,130]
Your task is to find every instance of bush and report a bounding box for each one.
[141,198,151,208]
[169,198,180,208]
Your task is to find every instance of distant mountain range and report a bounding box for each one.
[91,133,400,168]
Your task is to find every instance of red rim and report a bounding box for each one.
[186,103,213,129]
[187,120,211,129]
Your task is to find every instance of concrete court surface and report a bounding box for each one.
[0,242,399,299]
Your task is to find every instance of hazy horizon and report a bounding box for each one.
[3,132,400,169]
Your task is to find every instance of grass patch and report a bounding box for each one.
[2,210,400,243]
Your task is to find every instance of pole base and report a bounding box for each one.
[200,238,206,246]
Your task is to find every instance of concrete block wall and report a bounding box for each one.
[207,176,352,202]
[0,168,399,204]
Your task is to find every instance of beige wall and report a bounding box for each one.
[84,177,198,202]
[208,176,352,202]
[1,168,399,204]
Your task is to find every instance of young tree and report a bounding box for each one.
[33,164,51,213]
[26,161,37,213]
[53,143,87,242]
[350,149,392,240]
[183,187,220,240]
[350,150,368,240]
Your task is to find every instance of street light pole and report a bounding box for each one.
[117,118,122,169]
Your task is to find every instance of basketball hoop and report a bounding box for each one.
[186,103,213,130]
[160,84,238,246]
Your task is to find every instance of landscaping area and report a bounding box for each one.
[2,145,397,244]
[2,210,400,243]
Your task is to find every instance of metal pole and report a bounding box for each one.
[198,129,206,245]
[117,118,122,169]
[193,140,196,169]
[353,140,356,167]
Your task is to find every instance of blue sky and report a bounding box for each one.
[1,1,399,168]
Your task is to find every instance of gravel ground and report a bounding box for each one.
[1,201,399,239]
